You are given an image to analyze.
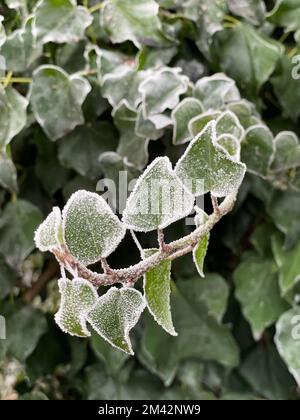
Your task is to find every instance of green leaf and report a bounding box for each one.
[268,0,300,31]
[139,67,189,117]
[241,125,274,177]
[87,287,146,355]
[217,134,240,160]
[55,278,98,337]
[234,253,288,340]
[188,111,222,137]
[122,156,194,232]
[216,110,244,141]
[271,131,300,173]
[172,98,203,145]
[228,0,266,25]
[0,86,28,151]
[275,307,300,387]
[175,121,246,197]
[30,65,91,141]
[271,233,300,296]
[0,154,18,193]
[0,200,43,268]
[193,235,210,278]
[63,190,126,265]
[193,73,240,110]
[0,255,18,299]
[139,278,238,385]
[101,0,167,48]
[35,207,62,252]
[143,248,177,336]
[34,0,93,44]
[213,23,282,98]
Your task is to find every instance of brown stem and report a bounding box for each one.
[53,192,237,288]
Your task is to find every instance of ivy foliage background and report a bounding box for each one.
[0,0,300,400]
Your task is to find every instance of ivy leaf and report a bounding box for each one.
[172,98,204,145]
[135,106,165,140]
[34,0,93,44]
[0,86,28,151]
[113,100,149,169]
[188,111,221,137]
[193,73,240,110]
[228,0,266,25]
[271,233,300,296]
[217,134,241,160]
[87,287,146,355]
[268,0,300,31]
[271,132,300,173]
[30,65,91,141]
[193,236,210,278]
[275,307,300,387]
[55,278,98,338]
[143,248,177,336]
[63,190,126,265]
[139,67,189,117]
[35,207,62,252]
[0,154,18,193]
[122,156,194,232]
[0,200,43,268]
[216,111,244,141]
[175,121,246,197]
[241,125,274,177]
[234,253,288,340]
[213,23,282,98]
[0,255,18,299]
[101,0,167,49]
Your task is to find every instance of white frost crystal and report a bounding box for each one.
[87,287,146,355]
[34,206,62,252]
[62,190,126,265]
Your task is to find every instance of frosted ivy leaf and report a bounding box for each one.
[143,248,177,336]
[34,0,93,44]
[139,68,189,117]
[135,106,164,140]
[216,111,244,142]
[122,157,194,232]
[63,190,126,265]
[55,278,98,338]
[1,17,42,73]
[193,73,241,110]
[0,153,18,193]
[147,114,173,130]
[172,98,204,145]
[101,0,167,49]
[113,100,149,170]
[30,65,91,141]
[241,124,274,177]
[102,67,148,109]
[193,209,210,278]
[228,0,266,26]
[175,121,246,197]
[275,307,300,387]
[34,207,62,252]
[188,111,221,138]
[226,100,260,129]
[0,86,28,151]
[217,134,241,161]
[89,46,131,81]
[87,287,146,355]
[270,132,300,173]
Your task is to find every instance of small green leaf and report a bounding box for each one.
[217,134,240,160]
[55,278,98,337]
[35,207,62,252]
[228,0,266,25]
[63,190,126,265]
[34,0,93,44]
[216,111,244,141]
[87,287,146,355]
[175,121,246,197]
[144,248,177,336]
[275,307,300,387]
[123,156,194,232]
[188,111,221,137]
[0,154,18,193]
[193,235,210,278]
[30,65,91,141]
[271,131,300,173]
[172,98,204,145]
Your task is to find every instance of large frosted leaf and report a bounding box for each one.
[172,98,204,145]
[271,131,300,173]
[87,287,146,355]
[175,121,246,197]
[233,253,288,340]
[63,190,126,265]
[101,0,166,48]
[139,68,189,117]
[143,248,177,336]
[55,278,98,338]
[241,125,274,177]
[0,86,28,151]
[122,157,194,232]
[275,307,300,387]
[193,73,240,110]
[34,0,93,44]
[35,207,62,252]
[0,154,18,193]
[30,65,91,141]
